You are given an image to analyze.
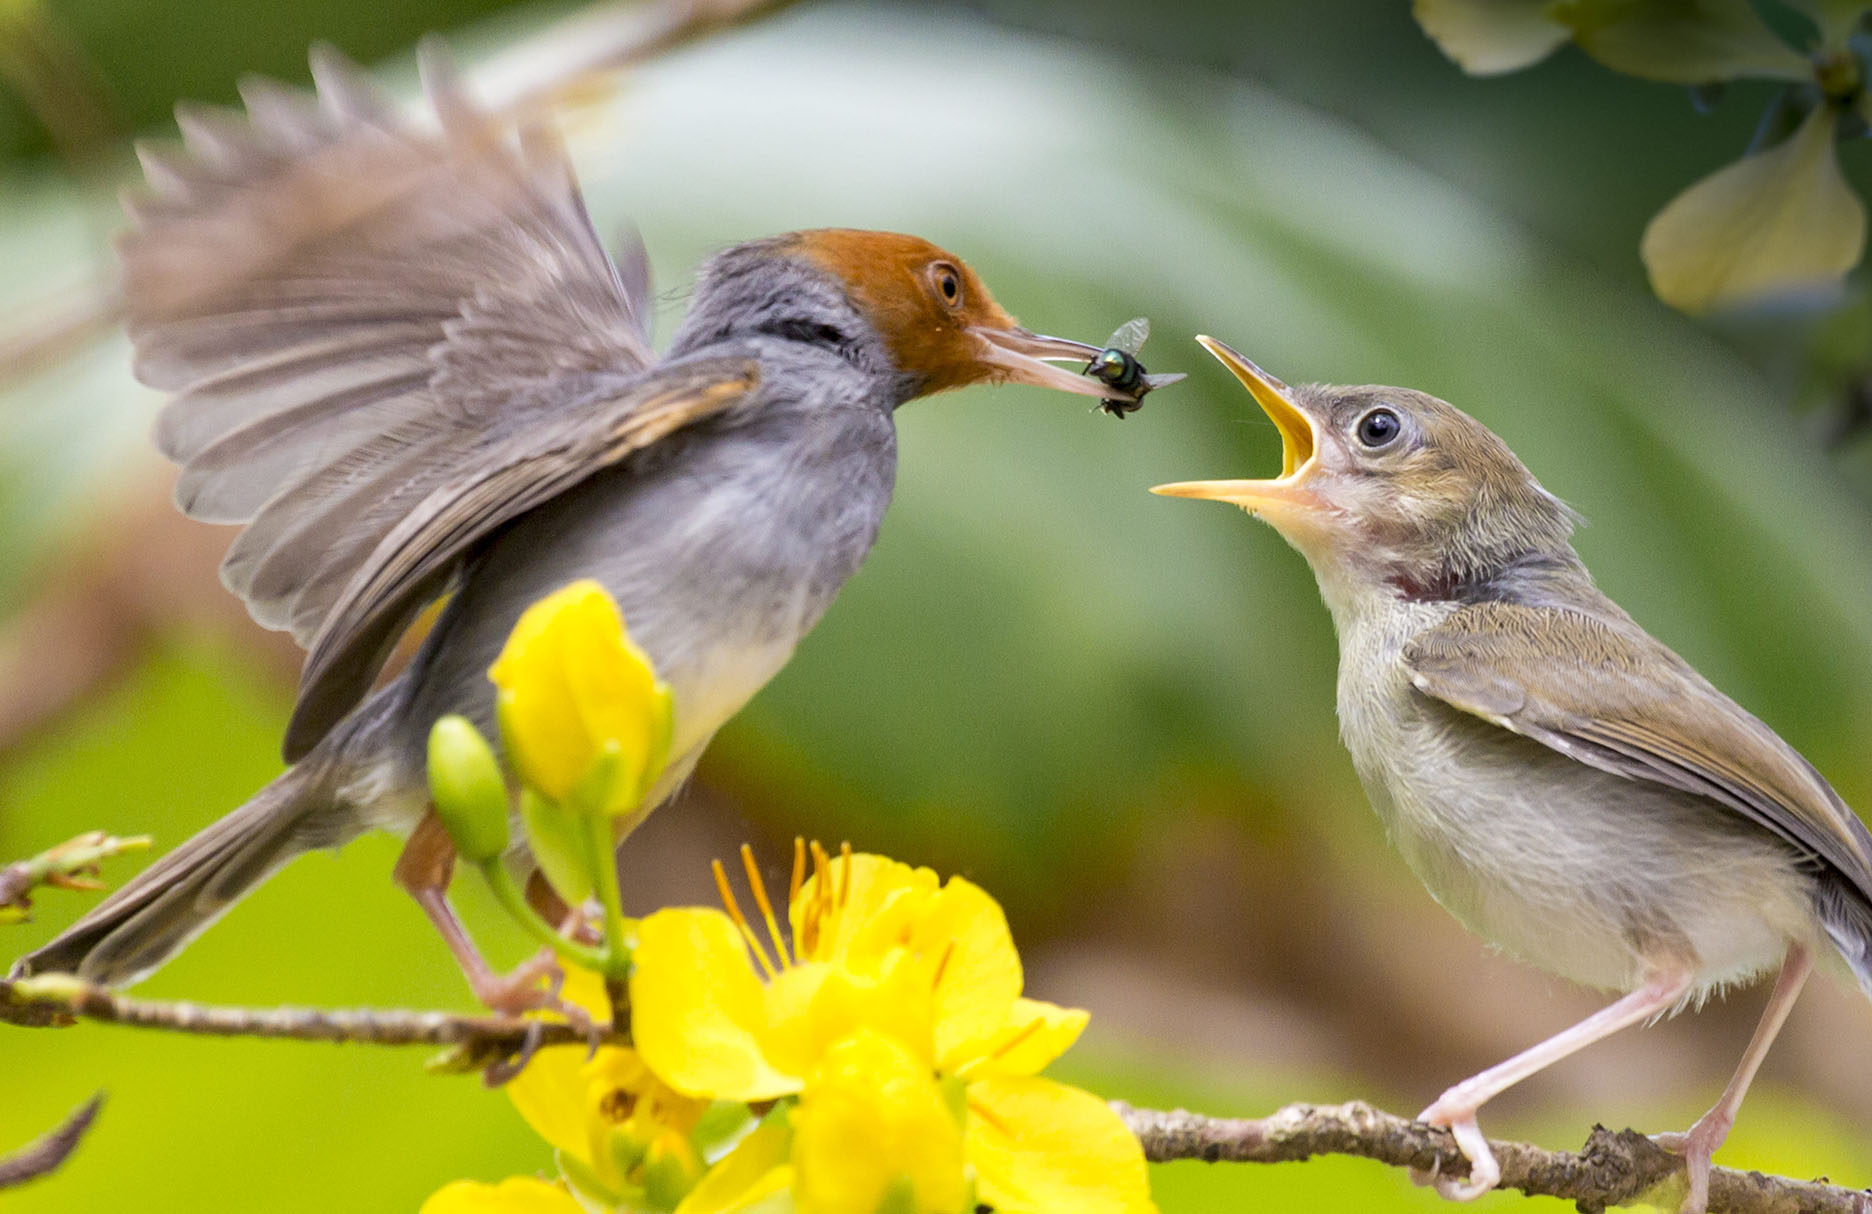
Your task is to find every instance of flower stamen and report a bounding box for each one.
[929,939,956,993]
[711,858,778,979]
[739,843,792,968]
[989,1016,1045,1063]
[838,841,853,910]
[789,836,806,912]
[966,1095,1012,1139]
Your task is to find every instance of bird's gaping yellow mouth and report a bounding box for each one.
[1149,335,1321,513]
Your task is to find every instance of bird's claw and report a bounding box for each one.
[1415,1100,1501,1202]
[467,948,565,1016]
[482,1020,544,1087]
[1652,1116,1728,1214]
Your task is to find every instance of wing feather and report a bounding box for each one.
[283,358,761,757]
[1403,601,1872,902]
[123,42,657,659]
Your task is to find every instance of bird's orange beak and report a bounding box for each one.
[1150,336,1323,516]
[970,326,1139,402]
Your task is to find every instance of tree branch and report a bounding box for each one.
[1115,1100,1871,1214]
[0,974,620,1076]
[0,1093,104,1190]
[4,974,1863,1213]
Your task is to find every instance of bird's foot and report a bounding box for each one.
[1411,1098,1500,1202]
[467,948,566,1017]
[1653,1110,1731,1214]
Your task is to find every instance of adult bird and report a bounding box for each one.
[16,46,1155,1001]
[1153,337,1872,1214]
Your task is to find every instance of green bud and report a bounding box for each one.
[426,715,510,863]
[521,786,594,905]
[639,1132,703,1211]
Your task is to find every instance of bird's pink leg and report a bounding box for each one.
[393,810,559,1014]
[1655,944,1811,1214]
[1414,966,1695,1202]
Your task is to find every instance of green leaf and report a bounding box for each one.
[1786,0,1872,47]
[1555,0,1811,81]
[1413,0,1572,74]
[1641,103,1865,312]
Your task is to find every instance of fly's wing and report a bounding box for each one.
[285,356,759,757]
[123,42,657,672]
[1403,601,1872,903]
[1105,317,1149,355]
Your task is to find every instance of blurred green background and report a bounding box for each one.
[3,0,1871,1210]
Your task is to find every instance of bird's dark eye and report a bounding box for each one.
[1356,407,1401,448]
[932,263,963,307]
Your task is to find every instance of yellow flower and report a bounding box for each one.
[635,843,1156,1214]
[506,968,712,1205]
[489,579,673,815]
[423,968,715,1214]
[792,1029,968,1214]
[420,1177,584,1214]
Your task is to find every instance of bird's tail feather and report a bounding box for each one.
[1816,877,1872,1002]
[10,754,360,986]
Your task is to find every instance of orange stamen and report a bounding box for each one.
[989,1016,1045,1064]
[740,843,791,968]
[967,1096,1012,1138]
[930,939,956,992]
[789,837,806,910]
[838,841,853,909]
[712,857,777,979]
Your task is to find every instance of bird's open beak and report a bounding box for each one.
[970,327,1138,402]
[1150,336,1323,514]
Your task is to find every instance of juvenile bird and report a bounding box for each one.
[16,47,1153,999]
[1153,337,1872,1214]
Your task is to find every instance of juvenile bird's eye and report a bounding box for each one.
[1356,407,1401,449]
[932,263,963,308]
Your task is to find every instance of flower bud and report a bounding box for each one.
[426,715,510,863]
[488,580,674,817]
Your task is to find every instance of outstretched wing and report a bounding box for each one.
[1403,600,1872,902]
[285,356,758,757]
[123,43,656,660]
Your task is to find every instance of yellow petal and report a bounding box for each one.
[631,907,800,1101]
[793,1029,967,1214]
[504,1046,599,1166]
[1556,0,1810,82]
[673,1123,795,1214]
[791,853,940,963]
[557,964,612,1022]
[966,1076,1156,1214]
[760,953,937,1080]
[419,1177,585,1214]
[489,579,672,811]
[950,997,1089,1079]
[491,584,594,802]
[791,855,1021,1069]
[909,877,1023,1068]
[1412,0,1569,75]
[1642,105,1866,313]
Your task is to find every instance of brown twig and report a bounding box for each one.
[0,1093,104,1190]
[0,832,150,923]
[0,974,616,1063]
[1115,1100,1872,1214]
